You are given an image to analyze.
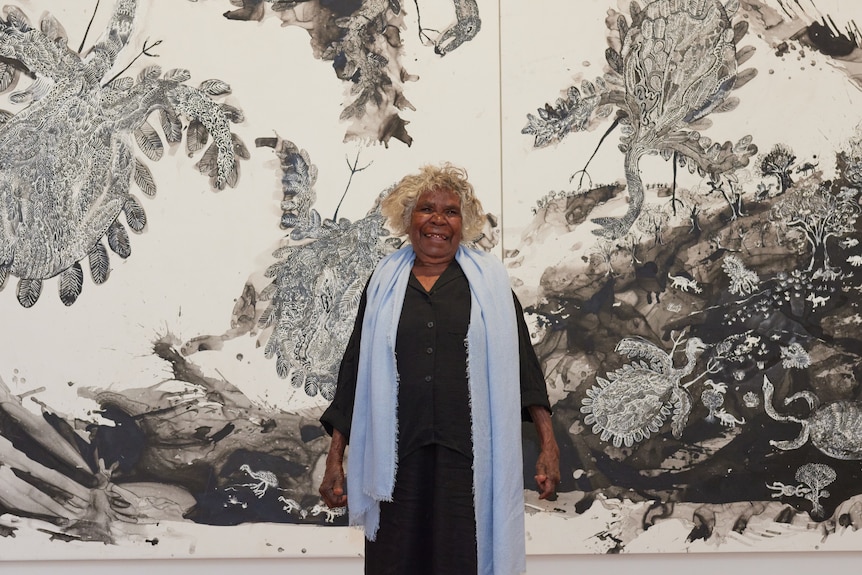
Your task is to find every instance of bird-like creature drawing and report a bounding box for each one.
[763,376,862,460]
[0,0,247,306]
[523,0,758,239]
[235,464,279,498]
[419,0,481,56]
[581,334,709,447]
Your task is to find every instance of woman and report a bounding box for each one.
[319,163,560,575]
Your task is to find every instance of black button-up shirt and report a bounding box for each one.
[320,261,551,459]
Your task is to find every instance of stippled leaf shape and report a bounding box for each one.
[134,121,164,161]
[4,6,32,31]
[138,65,162,83]
[0,63,17,92]
[258,303,276,330]
[710,96,739,114]
[199,79,231,96]
[277,354,291,379]
[232,133,250,159]
[196,141,219,177]
[107,220,131,259]
[124,195,147,232]
[0,265,8,290]
[39,12,67,44]
[736,45,756,66]
[219,103,243,123]
[163,68,191,83]
[160,108,183,144]
[88,242,110,284]
[58,262,83,306]
[319,381,335,401]
[108,76,134,91]
[133,158,157,197]
[606,47,623,75]
[617,14,629,42]
[16,278,42,308]
[304,374,318,397]
[186,119,209,155]
[735,67,757,89]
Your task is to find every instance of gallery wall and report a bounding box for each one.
[3,0,862,564]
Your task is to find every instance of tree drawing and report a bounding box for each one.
[0,0,247,307]
[771,182,860,272]
[795,463,837,518]
[758,143,796,194]
[523,0,758,239]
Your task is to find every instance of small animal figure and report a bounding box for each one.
[278,496,302,515]
[668,274,702,293]
[237,464,278,498]
[714,408,745,428]
[310,503,346,523]
[805,293,829,308]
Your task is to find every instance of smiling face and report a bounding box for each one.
[408,187,463,266]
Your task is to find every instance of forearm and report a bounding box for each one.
[326,428,348,465]
[528,405,558,453]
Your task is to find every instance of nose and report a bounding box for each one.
[430,211,446,223]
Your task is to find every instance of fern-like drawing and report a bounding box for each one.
[0,0,248,307]
[581,333,711,447]
[523,0,758,239]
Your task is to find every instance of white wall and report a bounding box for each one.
[4,552,861,574]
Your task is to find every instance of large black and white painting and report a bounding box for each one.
[0,0,500,560]
[504,0,862,554]
[2,0,862,562]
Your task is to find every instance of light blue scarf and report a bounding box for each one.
[347,244,526,575]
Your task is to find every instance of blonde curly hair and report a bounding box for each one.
[380,163,486,242]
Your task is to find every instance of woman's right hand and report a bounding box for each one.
[319,428,348,508]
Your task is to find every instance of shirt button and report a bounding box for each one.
[424,375,432,382]
[427,321,434,328]
[426,347,434,354]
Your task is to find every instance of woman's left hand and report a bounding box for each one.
[534,446,560,500]
[528,405,560,499]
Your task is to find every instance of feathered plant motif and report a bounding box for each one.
[255,137,396,399]
[223,0,482,146]
[523,0,758,239]
[722,254,760,295]
[224,0,415,146]
[0,0,248,307]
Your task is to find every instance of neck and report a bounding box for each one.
[412,257,454,290]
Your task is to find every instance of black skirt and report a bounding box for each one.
[364,444,478,575]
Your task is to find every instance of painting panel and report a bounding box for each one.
[0,0,501,560]
[502,0,862,555]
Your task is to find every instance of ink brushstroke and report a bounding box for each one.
[219,0,482,146]
[522,0,759,240]
[182,136,501,400]
[182,137,398,400]
[0,333,347,545]
[0,0,248,307]
[508,123,862,550]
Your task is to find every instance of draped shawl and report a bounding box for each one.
[347,244,526,575]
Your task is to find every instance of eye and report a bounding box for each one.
[446,209,461,216]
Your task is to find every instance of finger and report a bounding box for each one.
[537,480,554,500]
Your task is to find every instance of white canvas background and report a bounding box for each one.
[0,0,501,560]
[3,0,862,564]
